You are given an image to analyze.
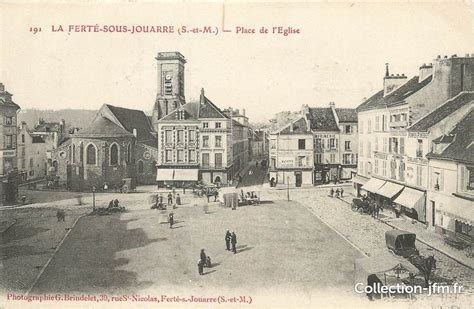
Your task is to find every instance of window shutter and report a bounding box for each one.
[389,138,392,153]
[440,170,444,191]
[400,138,405,155]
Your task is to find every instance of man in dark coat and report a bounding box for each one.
[231,232,237,254]
[197,259,204,275]
[167,192,173,205]
[200,249,206,264]
[169,212,174,228]
[225,230,231,251]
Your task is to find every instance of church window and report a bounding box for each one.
[126,143,131,163]
[110,143,119,166]
[86,144,97,165]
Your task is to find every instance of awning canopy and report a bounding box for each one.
[156,169,174,181]
[438,200,474,226]
[361,177,386,193]
[352,175,369,185]
[376,181,404,199]
[394,187,425,209]
[174,169,199,181]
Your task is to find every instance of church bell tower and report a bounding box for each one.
[152,52,186,130]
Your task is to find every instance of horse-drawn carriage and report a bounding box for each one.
[351,197,372,214]
[239,186,261,206]
[385,230,419,257]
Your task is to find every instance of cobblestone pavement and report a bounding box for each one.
[0,189,207,294]
[30,198,362,301]
[263,187,474,300]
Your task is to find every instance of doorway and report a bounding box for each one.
[295,172,302,187]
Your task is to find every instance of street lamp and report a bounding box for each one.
[92,186,96,212]
[287,176,290,201]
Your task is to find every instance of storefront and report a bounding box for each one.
[360,177,386,198]
[436,199,474,242]
[374,181,404,209]
[393,187,426,222]
[352,174,369,197]
[156,168,199,187]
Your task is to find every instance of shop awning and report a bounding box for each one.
[394,187,425,209]
[376,182,404,199]
[173,169,199,181]
[156,169,175,181]
[439,201,474,226]
[352,175,369,185]
[361,177,386,193]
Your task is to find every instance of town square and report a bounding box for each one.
[1,2,474,308]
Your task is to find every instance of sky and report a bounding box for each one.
[1,2,473,123]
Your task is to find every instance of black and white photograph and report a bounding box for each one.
[0,1,473,308]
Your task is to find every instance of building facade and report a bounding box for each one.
[156,89,249,186]
[425,110,473,243]
[0,83,21,205]
[17,122,48,180]
[354,54,474,223]
[269,117,314,187]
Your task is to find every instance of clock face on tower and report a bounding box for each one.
[165,74,172,80]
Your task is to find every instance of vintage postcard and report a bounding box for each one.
[0,1,473,308]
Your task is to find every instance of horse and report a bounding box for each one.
[408,254,436,287]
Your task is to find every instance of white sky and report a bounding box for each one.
[1,2,473,122]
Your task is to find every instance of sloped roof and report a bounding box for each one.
[0,91,21,110]
[307,107,339,131]
[408,92,474,132]
[75,117,133,138]
[432,134,455,144]
[277,117,309,134]
[105,104,155,142]
[427,110,474,163]
[161,102,200,121]
[335,108,358,122]
[357,76,432,112]
[198,96,229,119]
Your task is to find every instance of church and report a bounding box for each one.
[49,51,250,191]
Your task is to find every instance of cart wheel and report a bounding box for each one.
[465,246,472,258]
[351,204,356,211]
[121,185,129,194]
[358,207,364,214]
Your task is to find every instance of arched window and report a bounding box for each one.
[138,160,144,174]
[86,144,97,165]
[110,143,119,166]
[127,143,131,163]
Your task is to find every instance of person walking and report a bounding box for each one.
[169,212,174,229]
[167,192,173,206]
[200,249,207,264]
[231,232,237,254]
[340,187,344,198]
[197,259,204,275]
[330,187,334,198]
[225,230,231,251]
[176,193,181,205]
[256,161,258,167]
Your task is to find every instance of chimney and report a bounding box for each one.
[0,83,4,93]
[383,63,407,96]
[200,88,205,104]
[419,63,433,82]
[329,101,335,108]
[242,108,246,117]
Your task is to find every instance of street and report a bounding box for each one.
[30,197,362,296]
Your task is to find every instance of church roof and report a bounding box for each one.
[105,104,155,142]
[75,117,134,138]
